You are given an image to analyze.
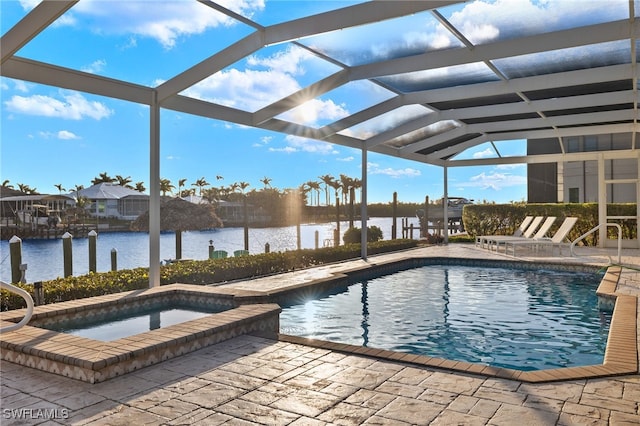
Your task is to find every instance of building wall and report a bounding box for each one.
[527,133,637,203]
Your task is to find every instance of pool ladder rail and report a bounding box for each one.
[0,281,34,332]
[570,222,622,265]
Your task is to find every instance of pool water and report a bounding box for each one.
[280,265,610,371]
[44,303,226,341]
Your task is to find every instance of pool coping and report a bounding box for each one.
[0,284,281,383]
[272,260,638,383]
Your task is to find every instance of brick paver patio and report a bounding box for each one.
[1,245,639,425]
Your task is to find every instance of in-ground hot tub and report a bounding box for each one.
[0,284,280,383]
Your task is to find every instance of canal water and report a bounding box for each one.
[0,217,421,283]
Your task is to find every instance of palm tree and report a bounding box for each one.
[177,178,187,198]
[134,182,146,192]
[91,172,116,185]
[339,174,353,206]
[319,174,334,206]
[307,181,321,206]
[17,183,37,194]
[298,183,311,206]
[159,178,175,196]
[54,183,66,194]
[238,181,250,194]
[260,176,272,189]
[2,179,13,189]
[329,180,341,205]
[351,177,362,204]
[192,177,209,196]
[115,175,133,189]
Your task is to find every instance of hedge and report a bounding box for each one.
[1,239,418,311]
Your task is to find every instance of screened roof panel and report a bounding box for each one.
[275,80,395,128]
[438,0,630,46]
[376,61,500,92]
[297,10,464,67]
[338,104,432,139]
[493,41,632,80]
[182,43,342,112]
[1,0,637,168]
[383,121,460,149]
[4,1,257,87]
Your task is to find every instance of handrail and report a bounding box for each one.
[0,281,34,333]
[570,223,622,264]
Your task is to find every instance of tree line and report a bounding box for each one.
[2,173,364,208]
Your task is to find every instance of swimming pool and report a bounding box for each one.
[280,264,610,371]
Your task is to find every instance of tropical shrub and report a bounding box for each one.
[342,226,383,244]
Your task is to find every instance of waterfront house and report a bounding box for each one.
[70,183,149,221]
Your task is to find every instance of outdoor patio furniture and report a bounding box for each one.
[503,217,579,257]
[483,216,545,251]
[475,215,534,248]
[489,216,557,253]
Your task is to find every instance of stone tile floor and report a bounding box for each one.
[1,244,639,425]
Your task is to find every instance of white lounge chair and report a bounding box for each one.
[475,215,534,248]
[489,216,557,253]
[485,216,545,251]
[504,217,578,257]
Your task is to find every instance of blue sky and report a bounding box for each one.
[0,0,541,204]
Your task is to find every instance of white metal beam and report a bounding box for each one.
[1,57,153,105]
[157,1,457,102]
[1,1,77,65]
[156,32,265,102]
[404,64,633,104]
[262,1,458,46]
[319,96,405,136]
[444,148,638,167]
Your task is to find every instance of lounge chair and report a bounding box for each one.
[475,215,534,248]
[489,216,556,253]
[503,217,578,257]
[484,216,544,251]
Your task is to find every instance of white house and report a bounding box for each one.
[71,183,149,220]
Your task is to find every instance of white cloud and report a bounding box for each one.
[0,78,29,92]
[337,156,354,162]
[281,98,349,125]
[68,0,265,49]
[57,130,80,140]
[4,91,113,120]
[463,171,527,191]
[472,147,495,159]
[284,135,337,154]
[367,162,421,178]
[81,59,107,74]
[185,46,322,114]
[268,146,297,154]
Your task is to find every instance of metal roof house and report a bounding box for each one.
[71,183,149,221]
[1,0,638,287]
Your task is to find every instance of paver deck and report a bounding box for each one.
[1,244,639,425]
